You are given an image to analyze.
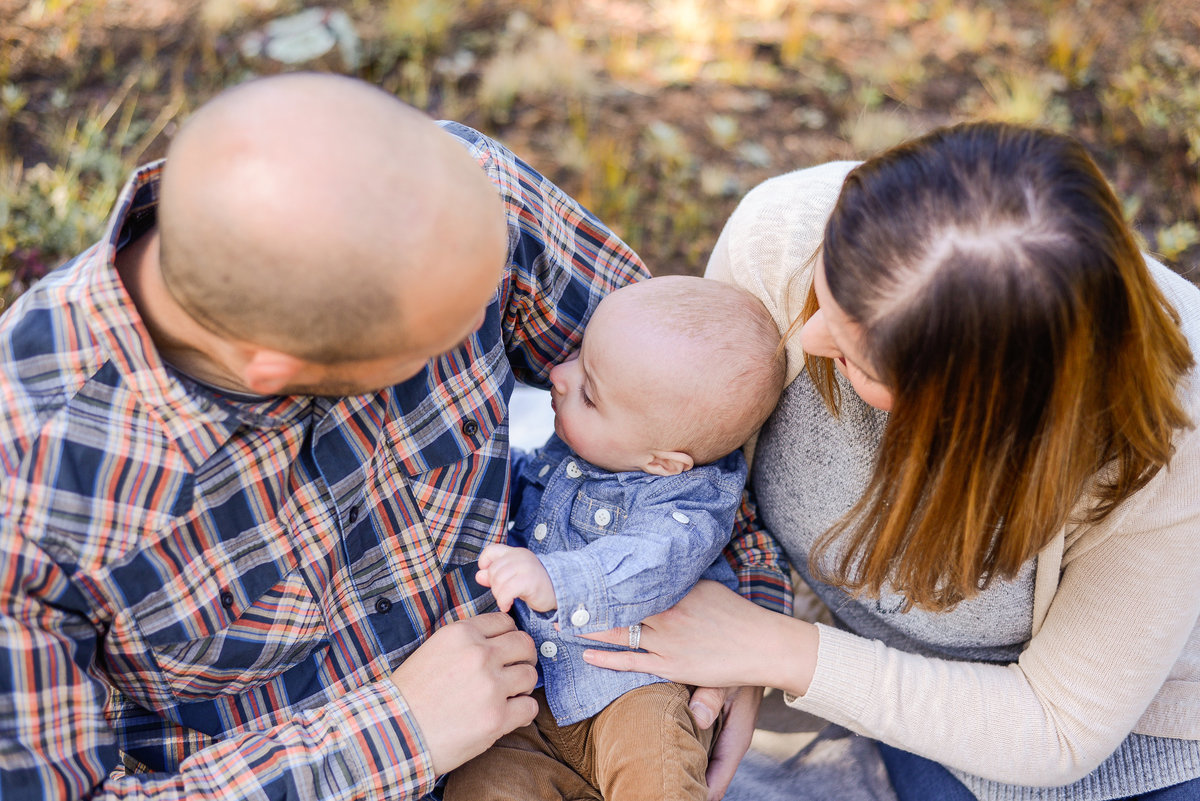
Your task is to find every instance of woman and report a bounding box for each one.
[584,122,1200,800]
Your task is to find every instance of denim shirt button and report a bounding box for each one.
[565,461,582,479]
[593,508,611,526]
[534,523,548,541]
[570,608,590,627]
[672,511,691,524]
[540,640,558,658]
[538,464,550,477]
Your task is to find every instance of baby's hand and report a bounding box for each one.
[477,543,557,613]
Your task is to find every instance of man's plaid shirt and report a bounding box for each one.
[0,122,792,800]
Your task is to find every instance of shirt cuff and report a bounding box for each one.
[735,563,794,617]
[539,550,615,632]
[329,678,439,799]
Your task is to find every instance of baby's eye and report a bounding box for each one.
[581,387,595,408]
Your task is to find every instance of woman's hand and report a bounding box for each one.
[694,685,764,801]
[581,580,819,695]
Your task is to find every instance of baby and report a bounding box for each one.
[444,275,786,801]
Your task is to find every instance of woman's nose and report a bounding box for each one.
[798,309,836,358]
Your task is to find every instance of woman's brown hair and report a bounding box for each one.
[805,121,1194,611]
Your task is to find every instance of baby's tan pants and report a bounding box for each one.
[444,682,715,801]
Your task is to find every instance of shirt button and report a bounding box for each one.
[672,511,691,524]
[593,508,612,527]
[533,523,548,541]
[570,608,590,627]
[348,505,360,524]
[565,461,582,479]
[539,640,558,658]
[462,419,479,437]
[374,597,393,614]
[220,590,235,608]
[538,465,550,477]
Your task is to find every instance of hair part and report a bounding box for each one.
[804,121,1194,611]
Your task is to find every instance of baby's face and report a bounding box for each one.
[548,300,682,473]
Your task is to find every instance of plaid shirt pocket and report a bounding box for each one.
[139,569,330,702]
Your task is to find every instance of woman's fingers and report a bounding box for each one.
[579,624,641,647]
[687,685,726,729]
[704,686,763,800]
[581,644,659,674]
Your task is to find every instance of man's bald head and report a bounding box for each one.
[158,73,506,364]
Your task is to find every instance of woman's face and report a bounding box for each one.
[799,257,895,411]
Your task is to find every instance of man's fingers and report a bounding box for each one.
[464,611,519,637]
[494,629,536,666]
[503,692,539,731]
[500,661,539,698]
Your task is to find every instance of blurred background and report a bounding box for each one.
[2,0,1198,310]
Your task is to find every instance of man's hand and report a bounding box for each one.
[476,543,557,612]
[389,613,538,775]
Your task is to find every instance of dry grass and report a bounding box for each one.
[2,0,1199,307]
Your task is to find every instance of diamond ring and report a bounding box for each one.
[628,623,642,650]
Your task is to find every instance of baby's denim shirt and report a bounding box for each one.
[508,434,745,726]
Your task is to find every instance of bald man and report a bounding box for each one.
[0,74,791,801]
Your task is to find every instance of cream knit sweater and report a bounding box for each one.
[706,162,1200,787]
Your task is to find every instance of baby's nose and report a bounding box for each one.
[548,363,566,393]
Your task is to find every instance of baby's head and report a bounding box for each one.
[548,275,785,475]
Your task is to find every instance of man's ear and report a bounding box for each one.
[240,348,307,395]
[642,450,695,477]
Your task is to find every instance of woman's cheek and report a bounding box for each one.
[854,378,893,411]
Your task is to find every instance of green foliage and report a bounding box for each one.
[1157,222,1200,262]
[2,88,148,306]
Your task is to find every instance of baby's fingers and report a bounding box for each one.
[478,543,511,569]
[475,567,492,588]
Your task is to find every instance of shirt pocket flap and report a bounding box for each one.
[569,493,628,539]
[387,338,508,475]
[145,569,329,701]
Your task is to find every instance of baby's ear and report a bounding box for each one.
[642,450,694,476]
